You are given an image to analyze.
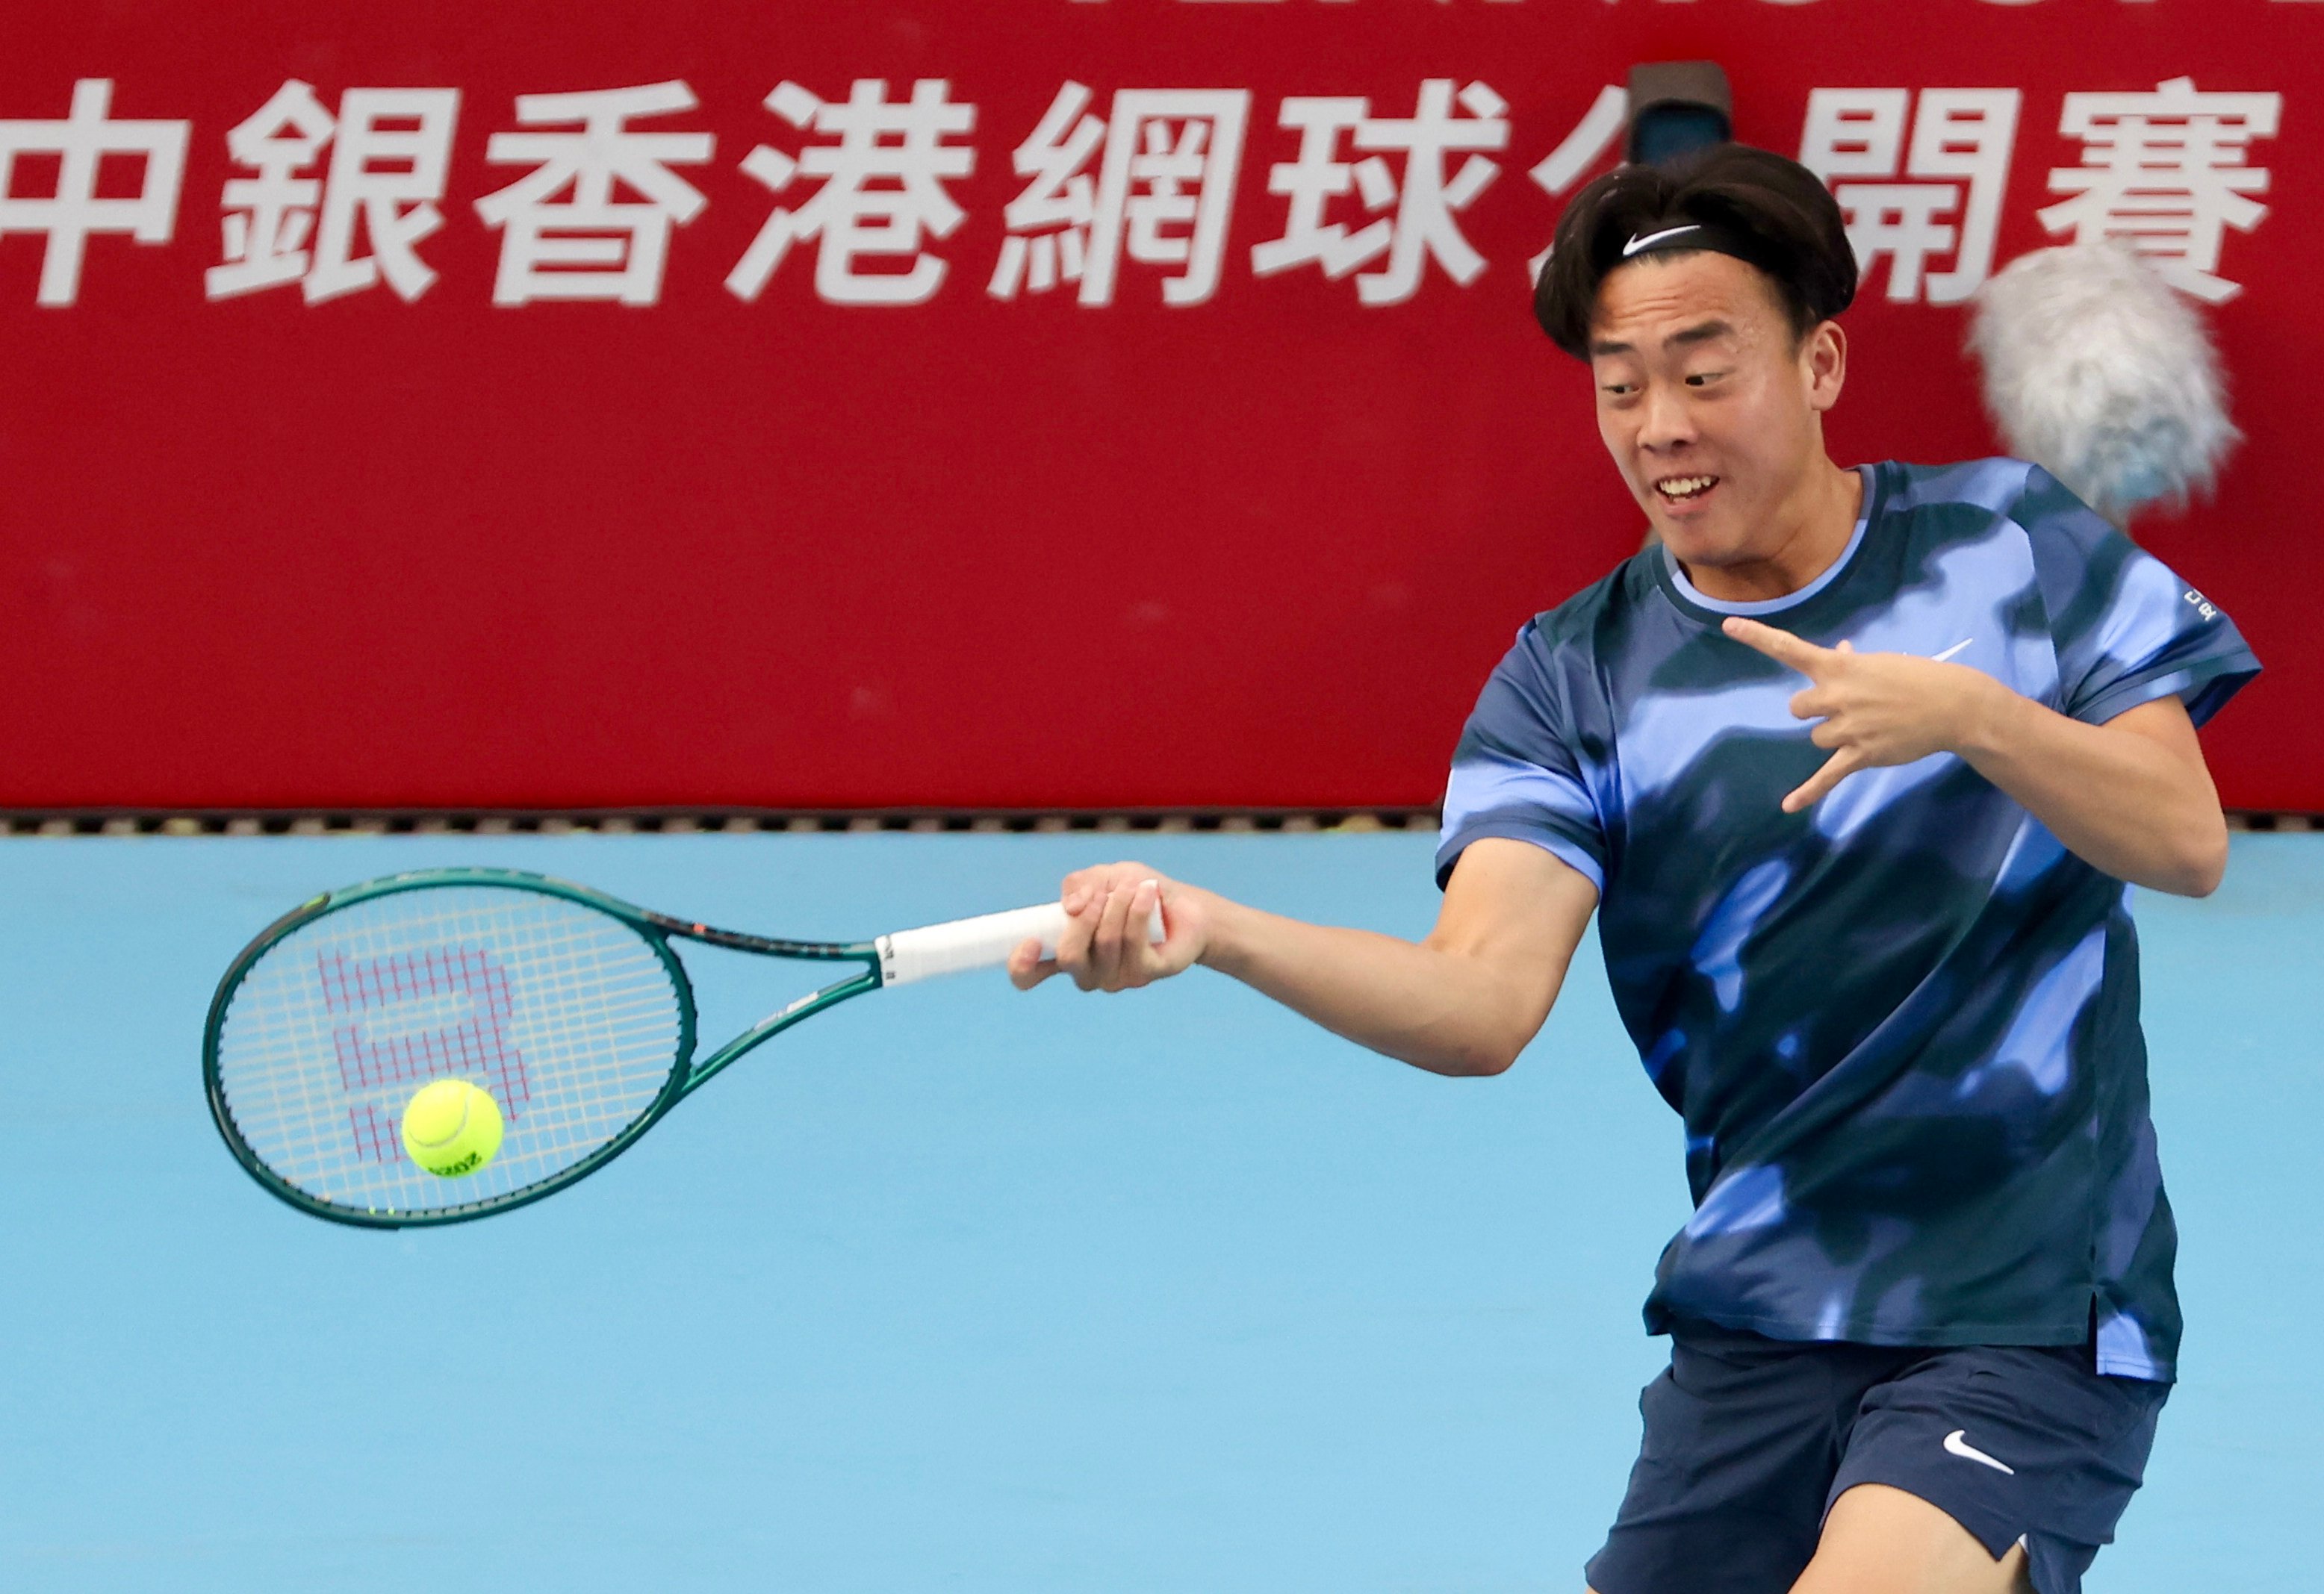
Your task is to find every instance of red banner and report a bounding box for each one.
[2,1,2314,809]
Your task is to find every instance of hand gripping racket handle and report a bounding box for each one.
[876,898,1167,987]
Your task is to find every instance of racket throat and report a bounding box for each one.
[680,966,881,1095]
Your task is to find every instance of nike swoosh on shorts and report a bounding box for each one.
[1943,1429,2017,1475]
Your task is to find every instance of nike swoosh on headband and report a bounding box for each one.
[1624,224,1704,258]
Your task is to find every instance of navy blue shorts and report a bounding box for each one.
[1585,1319,2168,1594]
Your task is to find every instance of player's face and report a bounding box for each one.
[1587,253,1845,567]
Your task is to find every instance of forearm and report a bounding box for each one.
[1194,891,1565,1077]
[1956,685,2228,896]
[1023,842,1594,1071]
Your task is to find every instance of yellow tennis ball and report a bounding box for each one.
[402,1080,504,1178]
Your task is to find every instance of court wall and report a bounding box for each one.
[2,1,2314,809]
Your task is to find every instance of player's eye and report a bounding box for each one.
[1685,370,1725,388]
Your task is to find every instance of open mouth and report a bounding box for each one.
[1655,473,1721,507]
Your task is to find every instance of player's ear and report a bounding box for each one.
[1802,320,1847,412]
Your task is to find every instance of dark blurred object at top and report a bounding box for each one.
[1626,62,1733,168]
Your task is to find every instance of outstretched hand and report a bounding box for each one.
[1007,862,1210,992]
[1721,616,2000,812]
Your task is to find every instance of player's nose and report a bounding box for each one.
[1636,383,1698,452]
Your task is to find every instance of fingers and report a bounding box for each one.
[1090,874,1140,983]
[1007,936,1057,991]
[1731,628,1875,812]
[1053,876,1102,986]
[1093,877,1166,991]
[1783,747,1863,812]
[1789,685,1839,723]
[1048,864,1170,993]
[1132,877,1168,966]
[1722,616,1830,676]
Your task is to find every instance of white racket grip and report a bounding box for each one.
[877,898,1166,987]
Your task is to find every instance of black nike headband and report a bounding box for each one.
[1607,217,1771,273]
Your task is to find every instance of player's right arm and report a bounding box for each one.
[1007,839,1597,1077]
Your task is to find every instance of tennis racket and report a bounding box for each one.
[203,867,1160,1229]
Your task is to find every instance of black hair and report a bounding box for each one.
[1532,143,1858,359]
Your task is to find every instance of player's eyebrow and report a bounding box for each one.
[1588,320,1738,359]
[1668,320,1737,350]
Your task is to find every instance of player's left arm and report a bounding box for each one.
[1724,617,2228,897]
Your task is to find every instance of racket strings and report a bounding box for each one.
[213,887,686,1217]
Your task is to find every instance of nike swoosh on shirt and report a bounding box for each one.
[1930,638,1975,664]
[1623,225,1703,258]
[1943,1429,2016,1475]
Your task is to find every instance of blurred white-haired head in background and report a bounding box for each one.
[1968,242,2240,532]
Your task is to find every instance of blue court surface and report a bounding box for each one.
[0,832,2315,1593]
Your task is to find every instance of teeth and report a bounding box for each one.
[1657,475,1718,499]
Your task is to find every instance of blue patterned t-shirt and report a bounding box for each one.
[1436,459,2259,1381]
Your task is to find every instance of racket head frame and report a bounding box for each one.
[202,867,880,1230]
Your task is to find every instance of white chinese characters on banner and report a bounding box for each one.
[1525,85,1629,278]
[2041,77,2282,305]
[473,81,714,306]
[727,79,976,305]
[0,75,2296,313]
[0,79,187,306]
[1252,79,1509,305]
[207,81,329,299]
[989,82,1250,307]
[1800,88,2020,306]
[208,81,460,303]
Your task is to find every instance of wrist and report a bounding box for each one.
[1191,888,1252,976]
[1948,667,2020,763]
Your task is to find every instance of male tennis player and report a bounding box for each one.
[1010,145,2258,1594]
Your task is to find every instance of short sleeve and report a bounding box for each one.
[1435,625,1608,891]
[2018,467,2261,728]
